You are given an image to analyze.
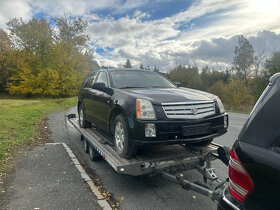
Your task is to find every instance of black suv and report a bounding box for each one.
[218,73,280,210]
[77,69,228,158]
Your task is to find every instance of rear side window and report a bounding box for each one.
[272,136,280,154]
[272,136,280,147]
[238,82,280,147]
[95,72,108,87]
[84,72,97,88]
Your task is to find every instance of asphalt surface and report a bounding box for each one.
[2,144,101,210]
[47,107,249,210]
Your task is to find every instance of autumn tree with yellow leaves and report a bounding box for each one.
[2,17,98,97]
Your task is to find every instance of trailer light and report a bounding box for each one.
[145,123,156,137]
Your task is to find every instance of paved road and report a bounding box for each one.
[48,107,249,210]
[2,144,101,210]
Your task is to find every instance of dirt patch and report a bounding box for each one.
[31,117,52,145]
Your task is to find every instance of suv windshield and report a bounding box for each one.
[110,71,176,89]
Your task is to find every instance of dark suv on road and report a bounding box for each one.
[218,73,280,210]
[77,69,228,158]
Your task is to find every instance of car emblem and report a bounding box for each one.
[191,106,197,114]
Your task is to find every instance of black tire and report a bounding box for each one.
[78,104,91,128]
[89,145,101,161]
[83,138,89,153]
[113,114,135,158]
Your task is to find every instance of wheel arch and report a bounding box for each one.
[109,105,128,135]
[77,100,82,113]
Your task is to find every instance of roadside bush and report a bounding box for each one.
[208,80,226,100]
[224,79,254,112]
[209,79,254,112]
[249,76,268,102]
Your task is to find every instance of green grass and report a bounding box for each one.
[0,97,76,175]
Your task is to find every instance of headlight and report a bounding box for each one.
[215,96,225,114]
[136,99,156,120]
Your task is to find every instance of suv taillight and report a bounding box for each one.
[229,148,254,202]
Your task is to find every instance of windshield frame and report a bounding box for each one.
[108,70,176,89]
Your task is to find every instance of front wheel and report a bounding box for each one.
[113,114,135,158]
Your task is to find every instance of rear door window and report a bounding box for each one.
[272,136,280,153]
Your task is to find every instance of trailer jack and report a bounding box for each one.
[161,147,230,202]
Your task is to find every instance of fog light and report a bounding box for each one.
[224,116,228,128]
[145,123,156,137]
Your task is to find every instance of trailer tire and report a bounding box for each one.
[78,104,91,128]
[83,138,89,153]
[89,145,101,161]
[113,114,135,158]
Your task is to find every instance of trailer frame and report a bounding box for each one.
[67,114,230,202]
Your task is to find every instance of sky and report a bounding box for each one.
[1,0,280,71]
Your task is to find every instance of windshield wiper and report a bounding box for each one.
[119,86,144,89]
[151,86,166,88]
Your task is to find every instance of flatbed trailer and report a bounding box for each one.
[67,114,230,201]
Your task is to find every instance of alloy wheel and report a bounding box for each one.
[115,121,125,151]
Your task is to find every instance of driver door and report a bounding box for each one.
[91,71,111,130]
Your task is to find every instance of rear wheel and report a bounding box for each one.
[83,138,89,153]
[89,145,101,161]
[78,104,91,128]
[113,114,135,158]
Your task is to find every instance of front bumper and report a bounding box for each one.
[129,113,228,144]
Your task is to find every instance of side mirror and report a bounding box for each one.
[174,82,182,87]
[92,82,113,95]
[92,82,106,90]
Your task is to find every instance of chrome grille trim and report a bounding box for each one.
[162,101,215,119]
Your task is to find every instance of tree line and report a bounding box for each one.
[0,17,98,97]
[166,35,280,112]
[1,16,279,111]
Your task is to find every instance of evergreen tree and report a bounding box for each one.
[123,59,132,68]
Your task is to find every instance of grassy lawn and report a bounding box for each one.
[0,97,77,175]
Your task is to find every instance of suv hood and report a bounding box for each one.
[121,87,215,104]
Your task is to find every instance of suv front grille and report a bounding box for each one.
[162,101,215,119]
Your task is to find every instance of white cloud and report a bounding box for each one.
[1,0,280,71]
[87,0,280,70]
[0,0,32,28]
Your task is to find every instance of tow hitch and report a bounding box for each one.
[161,145,230,202]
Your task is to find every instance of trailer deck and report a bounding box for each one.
[67,114,230,202]
[68,114,223,176]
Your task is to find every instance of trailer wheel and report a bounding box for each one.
[83,138,89,153]
[78,105,91,128]
[89,145,101,161]
[113,114,135,158]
